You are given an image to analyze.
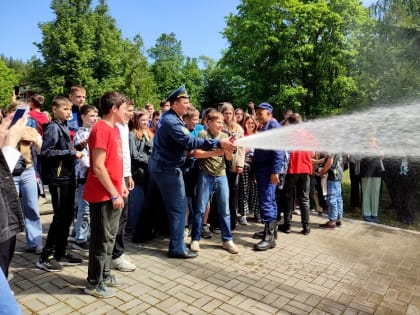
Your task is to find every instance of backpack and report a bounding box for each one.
[328,154,343,181]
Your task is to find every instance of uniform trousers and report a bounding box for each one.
[149,161,187,255]
[254,166,278,223]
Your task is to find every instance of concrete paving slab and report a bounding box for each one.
[9,202,420,314]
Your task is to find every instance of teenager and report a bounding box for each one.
[72,105,99,250]
[191,111,239,254]
[37,96,84,272]
[83,91,129,298]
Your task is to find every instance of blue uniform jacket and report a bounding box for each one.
[253,118,285,174]
[151,109,221,169]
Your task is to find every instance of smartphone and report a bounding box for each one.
[9,105,29,128]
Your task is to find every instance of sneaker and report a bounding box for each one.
[57,253,82,266]
[112,256,136,272]
[36,256,63,272]
[363,216,372,222]
[103,274,124,287]
[210,227,221,234]
[190,240,200,252]
[84,282,114,299]
[7,272,14,282]
[35,245,43,254]
[184,226,191,238]
[319,220,337,229]
[222,240,239,254]
[336,219,342,227]
[238,216,249,225]
[371,216,380,223]
[72,240,90,251]
[69,229,76,242]
[201,224,213,239]
[24,245,43,254]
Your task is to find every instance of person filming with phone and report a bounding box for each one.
[0,108,28,314]
[7,101,44,254]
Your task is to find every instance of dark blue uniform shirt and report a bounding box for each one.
[253,118,285,174]
[151,109,221,169]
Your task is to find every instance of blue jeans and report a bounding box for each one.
[0,270,21,314]
[13,166,43,248]
[327,180,343,221]
[149,160,188,255]
[128,184,145,230]
[192,171,232,242]
[74,183,90,243]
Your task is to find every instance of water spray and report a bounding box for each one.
[236,103,420,159]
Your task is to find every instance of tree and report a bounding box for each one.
[181,57,204,107]
[222,0,368,118]
[0,59,19,107]
[357,0,420,224]
[355,0,420,104]
[120,35,158,107]
[29,0,128,103]
[148,33,185,100]
[200,57,246,110]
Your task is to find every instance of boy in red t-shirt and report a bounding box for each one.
[83,91,129,298]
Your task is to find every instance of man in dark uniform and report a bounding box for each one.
[252,102,285,251]
[148,85,236,259]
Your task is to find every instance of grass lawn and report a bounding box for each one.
[341,170,420,231]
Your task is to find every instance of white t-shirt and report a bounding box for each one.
[116,122,132,177]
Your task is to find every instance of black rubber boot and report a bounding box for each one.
[254,222,277,251]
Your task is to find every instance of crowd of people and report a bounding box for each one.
[0,84,385,304]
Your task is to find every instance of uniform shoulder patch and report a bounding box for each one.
[182,127,190,135]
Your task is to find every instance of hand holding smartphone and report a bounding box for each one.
[9,105,29,129]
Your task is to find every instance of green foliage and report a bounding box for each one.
[120,35,158,108]
[351,0,420,105]
[200,57,245,109]
[0,59,19,107]
[29,0,150,105]
[4,0,419,118]
[182,57,204,108]
[221,0,369,118]
[148,33,185,101]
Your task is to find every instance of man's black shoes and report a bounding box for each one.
[168,249,198,259]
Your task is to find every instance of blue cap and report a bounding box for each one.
[256,102,273,113]
[166,85,190,103]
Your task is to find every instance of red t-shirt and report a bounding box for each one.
[29,110,49,135]
[287,130,315,174]
[83,120,123,203]
[288,151,313,174]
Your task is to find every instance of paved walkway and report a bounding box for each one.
[9,197,420,314]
